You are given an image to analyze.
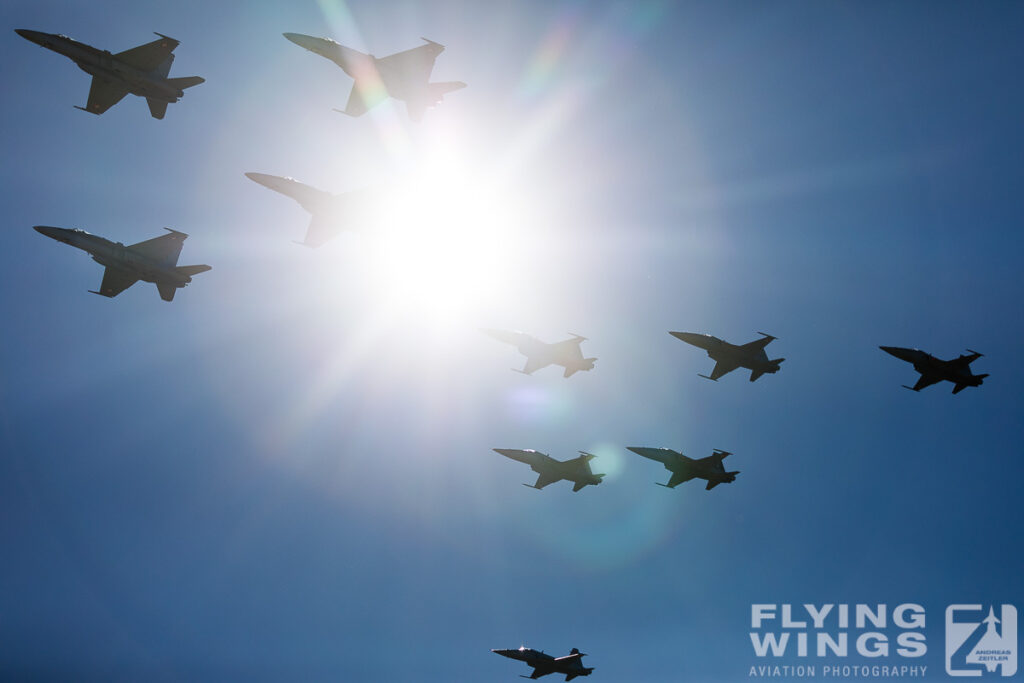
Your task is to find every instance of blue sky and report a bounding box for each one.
[1,1,1022,681]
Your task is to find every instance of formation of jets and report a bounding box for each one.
[492,647,594,681]
[16,23,995,680]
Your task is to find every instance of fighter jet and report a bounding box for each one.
[483,329,597,378]
[880,346,988,394]
[670,331,784,382]
[283,33,465,121]
[15,29,204,119]
[245,172,375,247]
[35,226,210,301]
[493,449,605,492]
[492,647,594,681]
[627,446,738,490]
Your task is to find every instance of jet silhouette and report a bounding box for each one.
[35,226,210,301]
[283,33,465,121]
[670,331,784,382]
[492,646,594,681]
[880,346,988,394]
[15,29,203,118]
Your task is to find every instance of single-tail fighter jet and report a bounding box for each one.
[492,647,594,681]
[482,329,597,378]
[493,449,605,492]
[15,29,204,118]
[283,33,465,121]
[880,346,988,394]
[670,331,784,382]
[245,172,373,247]
[35,226,210,301]
[627,446,738,491]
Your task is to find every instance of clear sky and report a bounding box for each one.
[1,1,1022,681]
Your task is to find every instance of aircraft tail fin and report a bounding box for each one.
[147,98,169,119]
[166,76,205,91]
[176,264,212,278]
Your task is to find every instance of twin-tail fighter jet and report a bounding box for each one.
[492,647,594,680]
[670,331,784,382]
[880,346,988,394]
[34,226,210,301]
[283,33,465,121]
[245,173,374,248]
[15,29,204,119]
[627,446,738,491]
[493,449,605,492]
[483,329,597,378]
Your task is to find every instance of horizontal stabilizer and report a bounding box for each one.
[166,76,205,90]
[157,283,177,302]
[176,264,211,277]
[147,97,169,119]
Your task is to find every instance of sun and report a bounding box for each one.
[361,139,537,328]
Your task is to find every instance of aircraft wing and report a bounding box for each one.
[375,42,439,84]
[93,266,138,298]
[907,374,941,392]
[114,34,179,72]
[83,76,130,115]
[665,470,696,488]
[303,214,341,248]
[522,356,548,375]
[696,450,731,468]
[705,359,740,381]
[553,337,585,361]
[706,480,723,491]
[340,82,371,117]
[740,335,775,352]
[532,471,560,490]
[527,665,553,679]
[627,446,683,465]
[128,229,187,267]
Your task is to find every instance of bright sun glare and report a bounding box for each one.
[362,138,537,327]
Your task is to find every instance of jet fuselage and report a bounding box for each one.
[16,30,185,103]
[35,226,195,289]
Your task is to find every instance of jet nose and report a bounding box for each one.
[15,29,48,45]
[34,225,68,240]
[283,32,326,52]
